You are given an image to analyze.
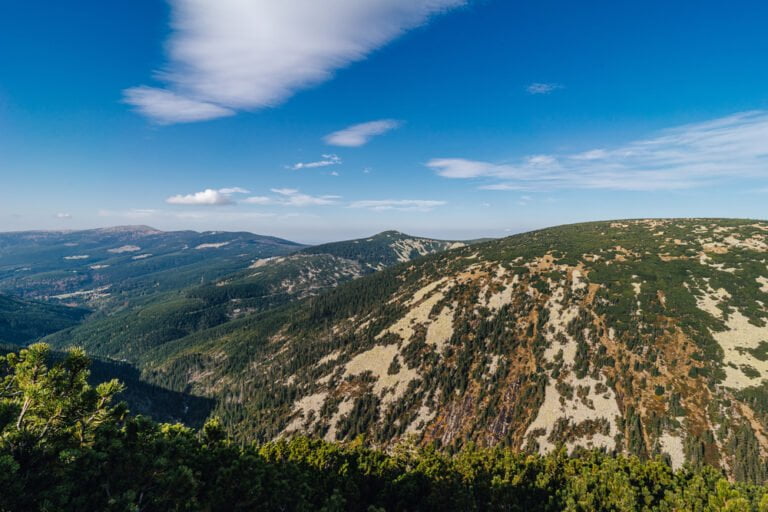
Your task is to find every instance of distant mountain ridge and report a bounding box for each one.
[299,230,466,270]
[0,225,304,310]
[44,230,468,363]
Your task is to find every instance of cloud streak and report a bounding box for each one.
[349,199,446,211]
[244,188,341,207]
[288,154,341,170]
[124,0,464,124]
[427,111,768,191]
[324,119,401,147]
[526,83,563,95]
[122,87,235,124]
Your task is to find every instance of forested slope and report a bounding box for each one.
[0,293,88,345]
[137,219,768,483]
[1,343,767,511]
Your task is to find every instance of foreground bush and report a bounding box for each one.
[2,344,768,511]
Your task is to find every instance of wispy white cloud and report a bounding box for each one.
[98,208,277,223]
[324,119,401,147]
[428,111,768,191]
[55,213,72,219]
[517,195,533,206]
[526,82,563,95]
[478,183,526,191]
[243,188,340,207]
[166,187,249,205]
[271,188,298,196]
[272,188,341,206]
[123,1,464,124]
[122,87,234,124]
[349,199,446,212]
[97,209,162,220]
[218,187,251,194]
[241,196,273,205]
[288,154,341,170]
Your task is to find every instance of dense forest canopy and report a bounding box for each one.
[2,343,768,511]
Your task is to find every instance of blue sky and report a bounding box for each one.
[1,0,767,243]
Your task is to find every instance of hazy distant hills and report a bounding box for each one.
[133,218,768,483]
[43,230,466,363]
[0,225,304,310]
[2,226,464,426]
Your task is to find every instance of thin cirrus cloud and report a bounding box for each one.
[427,110,768,191]
[244,188,340,207]
[123,0,464,124]
[324,119,401,147]
[166,187,249,205]
[122,87,235,124]
[526,82,563,95]
[288,154,341,170]
[349,199,446,212]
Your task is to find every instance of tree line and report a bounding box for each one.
[2,343,768,511]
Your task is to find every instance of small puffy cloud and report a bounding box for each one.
[289,154,341,170]
[56,213,72,219]
[526,82,563,95]
[166,187,248,205]
[324,119,401,147]
[167,189,233,205]
[349,199,446,212]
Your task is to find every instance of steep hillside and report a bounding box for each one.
[46,231,465,362]
[299,230,466,270]
[0,343,212,426]
[145,219,768,483]
[0,226,304,310]
[0,294,88,345]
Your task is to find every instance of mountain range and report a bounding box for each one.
[3,219,768,483]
